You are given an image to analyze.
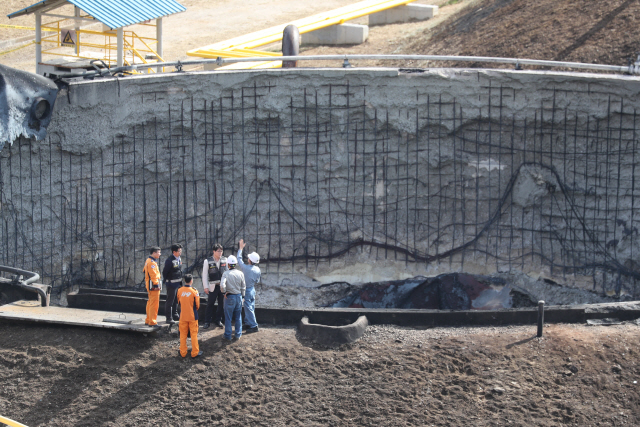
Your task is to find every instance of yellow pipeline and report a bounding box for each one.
[0,41,35,56]
[187,0,416,62]
[0,414,29,427]
[0,24,56,31]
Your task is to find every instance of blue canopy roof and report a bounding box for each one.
[8,0,186,29]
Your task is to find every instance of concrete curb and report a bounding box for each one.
[298,315,368,346]
[66,289,640,327]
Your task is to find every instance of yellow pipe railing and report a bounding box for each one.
[3,17,163,73]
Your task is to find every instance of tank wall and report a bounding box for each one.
[1,68,639,297]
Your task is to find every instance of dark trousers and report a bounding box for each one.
[165,282,180,320]
[204,284,224,324]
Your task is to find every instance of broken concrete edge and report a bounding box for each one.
[64,290,640,327]
[298,315,368,346]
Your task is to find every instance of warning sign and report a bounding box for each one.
[61,29,76,47]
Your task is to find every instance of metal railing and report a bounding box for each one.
[54,54,640,79]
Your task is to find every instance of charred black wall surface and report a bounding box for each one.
[1,68,639,300]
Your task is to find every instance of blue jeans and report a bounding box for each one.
[223,294,242,339]
[243,287,258,329]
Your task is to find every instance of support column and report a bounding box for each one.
[156,18,163,59]
[117,27,124,67]
[35,13,42,74]
[74,6,80,55]
[156,17,163,73]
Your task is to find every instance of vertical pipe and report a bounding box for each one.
[537,300,545,337]
[156,17,163,59]
[35,13,42,74]
[74,7,80,55]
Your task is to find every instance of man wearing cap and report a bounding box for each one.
[220,255,246,341]
[237,239,261,333]
[177,274,203,358]
[202,243,227,329]
[163,243,183,324]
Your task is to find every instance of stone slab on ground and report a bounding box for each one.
[369,4,438,25]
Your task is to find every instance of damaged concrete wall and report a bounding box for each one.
[1,67,640,301]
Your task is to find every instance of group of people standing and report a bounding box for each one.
[142,239,262,358]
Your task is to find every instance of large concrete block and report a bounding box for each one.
[303,23,368,45]
[369,4,438,26]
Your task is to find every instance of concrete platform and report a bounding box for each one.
[303,23,369,45]
[0,300,168,333]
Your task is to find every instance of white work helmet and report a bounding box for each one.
[227,255,238,265]
[248,252,260,264]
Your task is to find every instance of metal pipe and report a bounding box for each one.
[0,265,40,285]
[55,54,640,79]
[35,12,41,75]
[156,18,163,59]
[537,300,545,337]
[0,265,49,306]
[74,7,80,55]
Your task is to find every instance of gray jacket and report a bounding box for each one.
[220,268,246,297]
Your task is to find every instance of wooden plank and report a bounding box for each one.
[0,300,167,333]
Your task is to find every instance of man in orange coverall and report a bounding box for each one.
[177,274,203,358]
[143,246,162,327]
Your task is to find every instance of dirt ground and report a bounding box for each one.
[0,321,639,426]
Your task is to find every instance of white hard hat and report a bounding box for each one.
[248,252,260,264]
[227,255,238,265]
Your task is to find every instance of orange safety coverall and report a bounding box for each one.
[177,284,200,357]
[143,256,162,326]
